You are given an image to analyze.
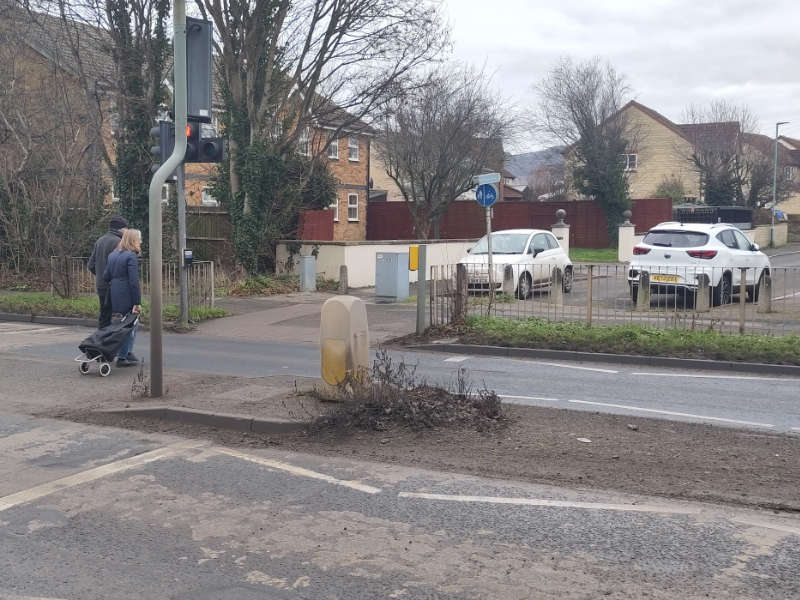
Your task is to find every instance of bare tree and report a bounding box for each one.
[377,64,513,239]
[0,9,105,282]
[680,101,756,206]
[533,57,633,242]
[194,0,448,215]
[525,162,566,202]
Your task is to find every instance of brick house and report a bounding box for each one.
[565,100,800,211]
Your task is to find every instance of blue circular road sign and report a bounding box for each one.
[476,184,497,207]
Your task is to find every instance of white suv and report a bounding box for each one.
[627,222,771,306]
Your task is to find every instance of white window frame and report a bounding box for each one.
[298,126,310,156]
[785,165,798,181]
[330,198,339,222]
[328,138,339,160]
[111,179,120,203]
[621,153,638,171]
[347,193,359,221]
[201,186,219,206]
[348,136,359,161]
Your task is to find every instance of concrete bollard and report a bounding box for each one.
[636,272,650,312]
[695,274,710,312]
[757,271,772,314]
[502,265,515,296]
[320,296,369,385]
[338,265,348,294]
[550,267,564,306]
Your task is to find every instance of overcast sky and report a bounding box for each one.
[444,0,800,153]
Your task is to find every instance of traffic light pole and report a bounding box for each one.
[148,0,187,397]
[176,163,189,328]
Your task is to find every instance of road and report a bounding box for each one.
[3,322,800,433]
[1,412,798,599]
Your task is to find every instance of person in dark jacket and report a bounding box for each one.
[88,215,127,328]
[103,228,142,366]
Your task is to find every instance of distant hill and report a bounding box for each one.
[504,147,565,184]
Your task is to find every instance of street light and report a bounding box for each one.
[771,121,789,247]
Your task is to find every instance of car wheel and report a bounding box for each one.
[630,284,639,304]
[712,272,732,306]
[516,272,532,299]
[562,267,573,293]
[747,271,766,303]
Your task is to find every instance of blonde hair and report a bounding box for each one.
[117,228,142,253]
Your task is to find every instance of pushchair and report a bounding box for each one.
[76,313,139,377]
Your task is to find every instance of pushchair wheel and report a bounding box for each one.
[99,363,112,377]
[79,362,90,375]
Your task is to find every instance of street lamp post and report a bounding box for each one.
[771,121,789,248]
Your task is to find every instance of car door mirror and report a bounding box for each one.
[751,243,760,251]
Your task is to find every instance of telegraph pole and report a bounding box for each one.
[148,0,188,397]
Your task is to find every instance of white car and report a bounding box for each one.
[627,222,771,306]
[459,229,573,298]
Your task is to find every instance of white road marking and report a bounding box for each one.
[566,399,775,429]
[500,395,560,403]
[773,291,800,300]
[536,361,618,374]
[444,356,470,363]
[792,427,800,432]
[212,447,381,494]
[630,372,798,382]
[0,441,202,513]
[398,492,700,515]
[0,595,70,600]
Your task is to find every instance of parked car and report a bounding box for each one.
[459,229,573,298]
[627,222,771,306]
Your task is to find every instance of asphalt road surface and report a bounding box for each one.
[1,412,799,599]
[4,323,800,433]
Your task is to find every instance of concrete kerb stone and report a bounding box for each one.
[101,406,308,434]
[410,343,800,377]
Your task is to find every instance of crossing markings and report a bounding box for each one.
[0,441,204,513]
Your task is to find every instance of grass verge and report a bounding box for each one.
[461,316,800,365]
[227,273,338,296]
[0,293,227,324]
[569,247,618,262]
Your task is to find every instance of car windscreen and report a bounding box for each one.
[642,230,709,248]
[469,233,529,254]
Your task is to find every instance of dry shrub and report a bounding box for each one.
[311,349,504,433]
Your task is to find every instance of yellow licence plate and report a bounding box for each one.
[652,274,679,283]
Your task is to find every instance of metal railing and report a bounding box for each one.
[50,256,216,309]
[430,262,800,336]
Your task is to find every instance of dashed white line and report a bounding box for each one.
[566,399,775,429]
[444,356,470,363]
[0,441,203,513]
[397,492,699,515]
[630,372,797,382]
[500,395,560,403]
[773,291,800,300]
[212,447,381,494]
[534,361,618,374]
[791,427,800,432]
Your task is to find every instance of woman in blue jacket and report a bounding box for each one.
[103,228,142,366]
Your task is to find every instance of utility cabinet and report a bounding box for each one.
[375,252,409,303]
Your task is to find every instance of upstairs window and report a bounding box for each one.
[347,193,359,221]
[348,136,359,161]
[330,198,339,221]
[328,138,339,159]
[785,165,798,181]
[298,127,310,156]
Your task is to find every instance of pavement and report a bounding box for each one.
[1,412,799,599]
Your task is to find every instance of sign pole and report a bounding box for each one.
[485,206,493,306]
[177,163,189,328]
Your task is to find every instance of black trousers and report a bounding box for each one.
[98,287,113,329]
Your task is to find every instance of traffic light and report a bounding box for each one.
[185,120,200,162]
[149,121,175,170]
[184,118,224,163]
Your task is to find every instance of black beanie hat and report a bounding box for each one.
[109,215,128,230]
